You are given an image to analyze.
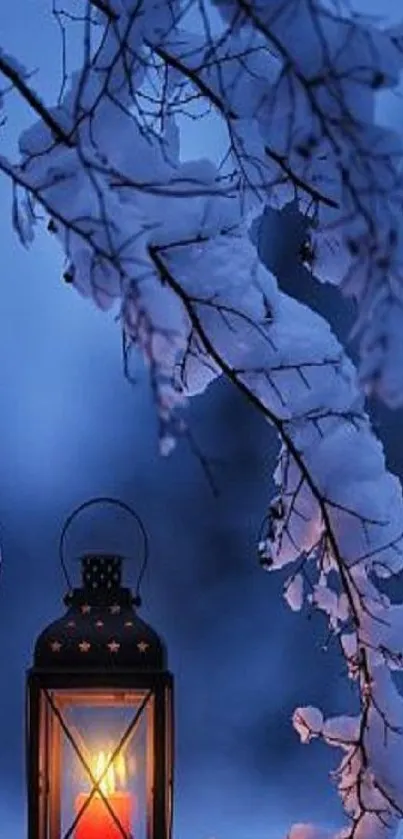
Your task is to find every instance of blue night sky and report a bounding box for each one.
[1,2,403,839]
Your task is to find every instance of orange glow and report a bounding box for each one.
[91,751,127,796]
[75,751,133,838]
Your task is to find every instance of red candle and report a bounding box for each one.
[75,790,133,839]
[75,752,134,839]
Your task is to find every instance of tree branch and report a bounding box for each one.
[148,241,360,621]
[86,0,118,19]
[0,54,74,147]
[150,42,339,211]
[264,143,339,209]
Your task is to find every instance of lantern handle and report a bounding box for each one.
[59,496,149,605]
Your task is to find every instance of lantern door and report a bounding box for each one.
[27,674,173,839]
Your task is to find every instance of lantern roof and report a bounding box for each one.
[33,554,167,671]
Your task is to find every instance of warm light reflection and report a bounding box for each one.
[92,751,127,796]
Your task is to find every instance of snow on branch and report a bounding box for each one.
[149,229,403,839]
[1,1,403,837]
[152,0,403,405]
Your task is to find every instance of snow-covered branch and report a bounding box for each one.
[149,231,403,839]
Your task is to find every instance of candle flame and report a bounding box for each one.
[92,751,127,796]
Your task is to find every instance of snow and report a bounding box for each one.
[288,826,335,839]
[284,573,304,611]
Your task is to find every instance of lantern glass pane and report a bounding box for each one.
[42,688,154,839]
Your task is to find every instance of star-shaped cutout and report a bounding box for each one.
[79,640,91,653]
[137,641,149,654]
[81,604,91,615]
[95,620,104,628]
[110,604,121,615]
[50,640,62,653]
[108,640,120,654]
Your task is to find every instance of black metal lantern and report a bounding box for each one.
[26,499,174,839]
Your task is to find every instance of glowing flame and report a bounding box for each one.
[92,751,127,796]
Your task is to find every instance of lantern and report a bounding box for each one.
[26,500,174,839]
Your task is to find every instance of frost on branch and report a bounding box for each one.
[2,2,403,838]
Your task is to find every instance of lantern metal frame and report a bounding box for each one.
[26,500,174,839]
[26,669,173,839]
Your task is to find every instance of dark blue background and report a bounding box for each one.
[0,2,402,837]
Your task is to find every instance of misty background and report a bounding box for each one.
[1,1,403,838]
